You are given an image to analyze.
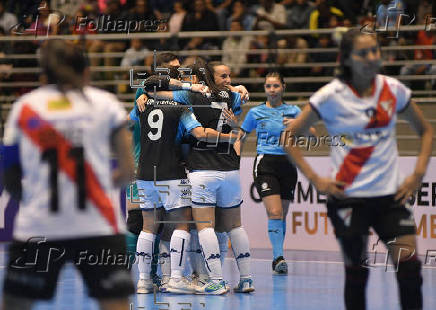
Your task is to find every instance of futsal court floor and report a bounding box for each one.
[0,246,435,310]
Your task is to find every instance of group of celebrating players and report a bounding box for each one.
[1,28,433,310]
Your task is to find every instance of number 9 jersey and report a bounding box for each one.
[2,85,128,241]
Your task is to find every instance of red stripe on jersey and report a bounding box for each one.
[335,146,375,186]
[365,79,396,129]
[17,104,119,233]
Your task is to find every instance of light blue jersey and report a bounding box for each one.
[241,103,301,155]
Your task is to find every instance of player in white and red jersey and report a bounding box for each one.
[283,29,433,310]
[1,40,135,310]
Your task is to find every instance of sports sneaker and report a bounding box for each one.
[191,273,208,287]
[233,278,255,293]
[195,279,228,295]
[166,277,196,294]
[272,256,288,275]
[137,278,154,294]
[159,276,170,293]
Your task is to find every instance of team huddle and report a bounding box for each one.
[1,28,434,310]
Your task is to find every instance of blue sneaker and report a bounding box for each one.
[233,278,255,293]
[195,279,228,295]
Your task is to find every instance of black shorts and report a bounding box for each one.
[3,234,134,300]
[253,154,298,200]
[327,195,416,241]
[127,209,143,235]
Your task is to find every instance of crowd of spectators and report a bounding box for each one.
[0,0,434,96]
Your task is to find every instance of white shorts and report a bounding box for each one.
[188,170,242,208]
[135,179,191,211]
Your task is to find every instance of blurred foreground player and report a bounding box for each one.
[283,29,433,310]
[1,40,135,310]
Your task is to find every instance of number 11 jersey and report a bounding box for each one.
[3,85,127,240]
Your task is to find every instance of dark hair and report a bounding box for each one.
[155,52,178,67]
[337,28,377,82]
[188,59,228,95]
[39,40,88,92]
[206,61,229,95]
[151,52,179,77]
[265,71,285,85]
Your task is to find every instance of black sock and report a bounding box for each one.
[344,266,369,310]
[396,257,423,310]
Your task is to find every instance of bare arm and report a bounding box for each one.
[190,127,238,144]
[396,100,434,203]
[111,126,135,187]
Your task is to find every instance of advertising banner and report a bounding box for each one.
[240,157,436,256]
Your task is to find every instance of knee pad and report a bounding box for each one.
[126,209,142,235]
[396,258,423,309]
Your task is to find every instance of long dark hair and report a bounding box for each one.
[190,59,227,95]
[337,28,378,82]
[39,40,88,92]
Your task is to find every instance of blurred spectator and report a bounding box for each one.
[6,0,39,24]
[88,0,127,79]
[151,20,180,52]
[309,0,343,32]
[0,26,13,90]
[149,0,176,20]
[180,0,220,50]
[25,0,61,37]
[247,34,277,78]
[226,0,256,31]
[416,0,432,25]
[255,0,287,30]
[121,39,149,67]
[378,33,407,75]
[400,30,435,89]
[121,0,157,29]
[375,0,404,30]
[287,0,314,29]
[205,0,232,30]
[0,2,17,34]
[310,34,336,77]
[168,1,187,34]
[276,36,309,90]
[221,19,252,76]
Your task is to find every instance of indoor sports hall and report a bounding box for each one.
[1,1,436,309]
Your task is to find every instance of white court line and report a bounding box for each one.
[236,258,436,269]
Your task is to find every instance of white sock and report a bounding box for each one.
[229,226,252,279]
[198,227,223,280]
[137,231,155,280]
[159,240,171,279]
[189,229,208,279]
[216,232,228,267]
[170,230,191,279]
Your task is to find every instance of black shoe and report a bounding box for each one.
[272,256,288,275]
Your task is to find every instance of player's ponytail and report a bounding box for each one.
[39,40,88,93]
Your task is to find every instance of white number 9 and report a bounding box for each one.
[147,109,163,141]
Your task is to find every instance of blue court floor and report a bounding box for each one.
[0,246,435,310]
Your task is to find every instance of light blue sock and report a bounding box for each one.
[282,219,287,238]
[268,219,284,259]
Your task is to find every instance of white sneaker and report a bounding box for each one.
[159,276,170,293]
[166,277,196,294]
[195,279,228,295]
[137,278,153,294]
[191,273,208,287]
[233,278,255,293]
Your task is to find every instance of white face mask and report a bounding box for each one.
[350,58,382,85]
